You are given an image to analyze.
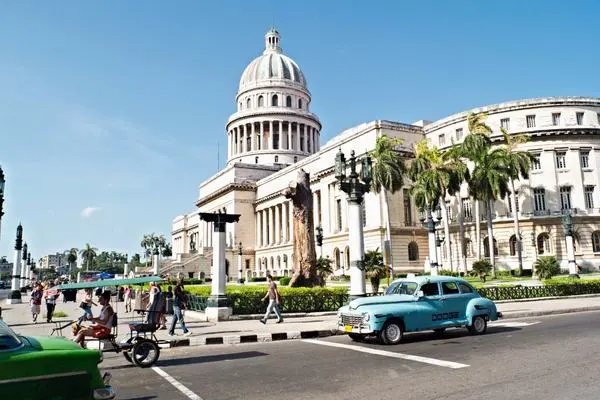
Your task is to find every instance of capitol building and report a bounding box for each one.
[167,28,600,279]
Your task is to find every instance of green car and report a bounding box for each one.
[0,320,115,400]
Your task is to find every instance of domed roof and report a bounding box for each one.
[239,29,307,91]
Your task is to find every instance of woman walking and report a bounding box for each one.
[30,284,43,323]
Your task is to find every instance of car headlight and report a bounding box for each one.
[362,313,370,323]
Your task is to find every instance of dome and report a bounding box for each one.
[239,29,307,91]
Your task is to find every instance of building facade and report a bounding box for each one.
[169,29,600,278]
[38,253,67,270]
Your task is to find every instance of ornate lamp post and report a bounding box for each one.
[562,210,579,278]
[7,224,23,304]
[0,167,5,242]
[435,229,446,270]
[237,241,244,284]
[420,206,442,276]
[335,149,372,298]
[315,225,323,258]
[340,250,345,277]
[20,241,28,291]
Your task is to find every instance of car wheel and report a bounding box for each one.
[433,328,446,334]
[348,333,365,342]
[379,319,404,345]
[468,315,487,335]
[132,339,160,368]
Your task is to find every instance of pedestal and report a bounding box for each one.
[6,290,22,304]
[238,254,244,284]
[11,250,21,292]
[565,235,579,279]
[348,201,366,299]
[205,295,232,321]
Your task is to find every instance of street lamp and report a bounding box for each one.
[420,206,443,276]
[562,210,579,278]
[436,229,446,270]
[315,225,323,258]
[0,166,5,242]
[237,241,244,284]
[335,148,372,298]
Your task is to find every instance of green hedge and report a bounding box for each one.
[478,280,600,300]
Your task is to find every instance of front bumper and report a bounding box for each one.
[337,323,374,335]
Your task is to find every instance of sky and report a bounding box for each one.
[0,0,599,262]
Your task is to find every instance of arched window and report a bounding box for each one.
[483,236,499,257]
[463,238,472,258]
[537,233,551,255]
[246,98,251,109]
[298,99,303,109]
[272,94,278,107]
[277,256,281,269]
[246,135,251,151]
[270,256,274,270]
[592,231,600,252]
[344,246,350,270]
[286,96,292,107]
[258,95,264,107]
[509,235,517,256]
[408,242,419,261]
[334,248,340,270]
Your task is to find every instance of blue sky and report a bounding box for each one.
[0,0,598,261]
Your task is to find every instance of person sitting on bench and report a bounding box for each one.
[73,292,114,348]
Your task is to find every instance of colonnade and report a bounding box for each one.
[255,201,294,248]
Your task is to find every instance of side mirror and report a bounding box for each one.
[414,290,424,300]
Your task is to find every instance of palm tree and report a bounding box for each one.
[66,248,78,272]
[469,147,511,277]
[369,134,406,277]
[462,112,493,259]
[79,243,98,272]
[498,127,534,276]
[362,248,386,294]
[162,243,173,257]
[140,234,154,265]
[315,256,334,287]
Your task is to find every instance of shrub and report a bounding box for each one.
[496,270,512,278]
[250,277,267,282]
[535,256,560,280]
[472,259,492,282]
[439,269,460,277]
[279,276,291,286]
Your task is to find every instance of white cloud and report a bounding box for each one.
[80,207,101,218]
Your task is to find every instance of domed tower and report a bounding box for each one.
[226,28,322,167]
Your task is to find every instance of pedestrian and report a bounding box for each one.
[260,274,283,324]
[168,279,191,337]
[79,288,96,322]
[44,282,60,323]
[124,285,133,313]
[30,283,43,323]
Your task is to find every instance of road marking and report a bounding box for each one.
[152,366,204,400]
[302,339,469,369]
[491,321,540,328]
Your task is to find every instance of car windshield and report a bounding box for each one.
[385,281,418,295]
[0,321,23,350]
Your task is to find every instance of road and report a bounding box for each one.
[0,288,10,301]
[100,311,600,400]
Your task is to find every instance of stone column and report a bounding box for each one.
[7,224,23,304]
[288,201,294,242]
[256,212,261,248]
[348,201,366,297]
[296,124,301,151]
[20,242,28,290]
[262,210,268,247]
[259,121,264,150]
[152,248,160,275]
[269,121,274,150]
[251,122,256,151]
[287,122,292,150]
[240,124,245,154]
[566,235,577,276]
[275,204,281,244]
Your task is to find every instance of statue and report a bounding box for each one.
[282,169,319,287]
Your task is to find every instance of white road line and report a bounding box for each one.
[302,339,469,369]
[152,366,204,400]
[490,321,541,328]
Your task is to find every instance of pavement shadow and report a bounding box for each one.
[156,351,268,367]
[360,326,523,345]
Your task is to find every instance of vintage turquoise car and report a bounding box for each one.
[337,275,503,344]
[0,320,115,399]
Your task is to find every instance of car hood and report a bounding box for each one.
[348,294,415,311]
[22,335,87,352]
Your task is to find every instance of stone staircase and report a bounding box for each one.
[159,250,212,278]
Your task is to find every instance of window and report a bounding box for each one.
[533,188,546,211]
[560,186,572,210]
[483,237,498,257]
[597,113,600,125]
[246,135,251,151]
[592,231,600,252]
[509,235,518,256]
[293,156,297,163]
[458,283,473,294]
[445,201,452,221]
[255,156,259,164]
[584,185,594,209]
[537,233,550,255]
[246,98,251,109]
[274,156,279,163]
[552,113,561,126]
[462,198,472,221]
[438,133,446,147]
[245,259,250,269]
[531,153,541,170]
[258,96,264,107]
[298,99,303,109]
[272,94,278,107]
[508,191,520,214]
[441,281,460,295]
[576,112,584,125]
[403,189,413,226]
[463,238,472,257]
[420,283,439,297]
[408,241,419,261]
[500,118,510,130]
[580,151,590,168]
[455,128,463,141]
[286,96,292,107]
[336,199,342,232]
[273,133,279,150]
[526,115,536,128]
[555,151,566,169]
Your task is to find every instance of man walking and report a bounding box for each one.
[260,274,283,324]
[168,279,191,337]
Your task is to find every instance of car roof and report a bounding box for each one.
[390,275,470,285]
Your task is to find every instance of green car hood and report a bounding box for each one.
[348,294,415,311]
[24,335,86,352]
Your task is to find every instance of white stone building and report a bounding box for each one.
[169,28,600,279]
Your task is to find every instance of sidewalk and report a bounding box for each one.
[3,293,600,347]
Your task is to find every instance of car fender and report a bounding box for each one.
[466,297,499,324]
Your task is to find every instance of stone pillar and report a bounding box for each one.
[270,207,276,246]
[287,122,292,150]
[228,131,232,159]
[260,121,264,150]
[275,204,281,244]
[7,224,23,304]
[124,261,129,277]
[262,210,268,247]
[251,122,256,151]
[152,248,159,275]
[269,121,274,150]
[348,201,366,297]
[566,235,577,276]
[288,201,294,242]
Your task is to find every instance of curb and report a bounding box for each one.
[495,293,600,304]
[167,306,600,348]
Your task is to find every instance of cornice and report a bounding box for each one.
[195,182,257,208]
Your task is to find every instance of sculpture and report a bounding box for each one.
[282,169,319,287]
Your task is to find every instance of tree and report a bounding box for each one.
[140,234,154,265]
[362,248,386,294]
[162,243,172,257]
[498,128,534,276]
[66,248,78,271]
[370,134,406,277]
[79,243,98,271]
[471,259,492,282]
[315,256,334,287]
[534,256,560,280]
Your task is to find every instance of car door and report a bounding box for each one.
[414,282,445,330]
[439,280,468,326]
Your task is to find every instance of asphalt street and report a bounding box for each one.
[99,311,600,400]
